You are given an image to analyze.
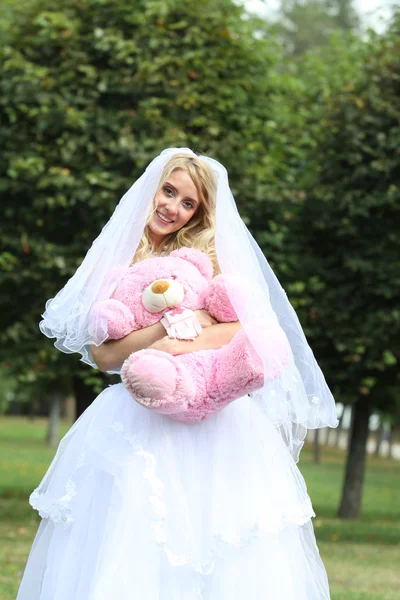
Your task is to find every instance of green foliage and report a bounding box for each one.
[0,0,30,42]
[289,22,400,407]
[245,32,366,289]
[0,370,18,414]
[273,0,360,55]
[1,0,399,422]
[0,0,281,396]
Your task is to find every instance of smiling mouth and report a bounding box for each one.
[156,211,174,224]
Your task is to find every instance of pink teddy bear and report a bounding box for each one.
[92,248,289,422]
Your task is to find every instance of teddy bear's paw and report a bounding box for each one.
[202,274,240,322]
[121,350,196,414]
[91,299,136,340]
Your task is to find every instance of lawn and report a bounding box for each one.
[299,444,400,600]
[1,416,399,599]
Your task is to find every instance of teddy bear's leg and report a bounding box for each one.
[212,327,264,401]
[91,299,136,340]
[121,349,196,415]
[213,321,290,400]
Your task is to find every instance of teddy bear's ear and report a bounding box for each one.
[170,248,214,281]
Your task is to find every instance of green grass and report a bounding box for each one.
[299,445,400,599]
[299,445,400,523]
[0,417,73,599]
[1,417,399,599]
[0,416,72,501]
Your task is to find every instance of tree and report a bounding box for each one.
[289,18,400,518]
[0,0,282,416]
[273,0,360,55]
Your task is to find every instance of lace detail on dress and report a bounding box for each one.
[28,415,315,573]
[108,421,315,575]
[29,444,85,527]
[29,478,76,526]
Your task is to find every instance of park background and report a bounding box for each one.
[0,0,399,598]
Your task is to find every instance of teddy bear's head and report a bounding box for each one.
[112,247,214,329]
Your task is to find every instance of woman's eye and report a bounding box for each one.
[171,275,176,280]
[164,186,174,197]
[183,201,194,209]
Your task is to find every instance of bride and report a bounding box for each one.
[17,148,338,599]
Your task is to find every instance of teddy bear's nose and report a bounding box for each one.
[151,280,170,295]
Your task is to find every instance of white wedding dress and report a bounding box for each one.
[17,383,330,599]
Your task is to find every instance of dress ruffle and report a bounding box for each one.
[17,384,330,599]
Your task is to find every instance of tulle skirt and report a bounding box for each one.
[17,383,330,599]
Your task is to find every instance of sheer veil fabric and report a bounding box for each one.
[40,147,338,460]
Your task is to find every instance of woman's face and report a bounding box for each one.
[148,168,200,247]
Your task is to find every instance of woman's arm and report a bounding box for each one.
[91,310,218,372]
[91,321,166,372]
[148,321,242,355]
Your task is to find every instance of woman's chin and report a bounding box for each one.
[149,222,174,244]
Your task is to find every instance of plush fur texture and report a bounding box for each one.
[92,248,289,422]
[91,248,238,337]
[92,248,216,333]
[122,321,289,422]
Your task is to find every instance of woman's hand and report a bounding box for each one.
[148,322,242,357]
[147,336,188,356]
[193,309,218,328]
[92,311,219,371]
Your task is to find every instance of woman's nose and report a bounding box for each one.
[162,198,179,215]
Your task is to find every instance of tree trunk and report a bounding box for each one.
[374,423,383,457]
[28,394,38,421]
[313,428,321,463]
[346,404,354,452]
[47,393,61,448]
[63,394,76,422]
[337,398,371,519]
[73,376,97,420]
[10,399,21,415]
[325,425,333,446]
[335,409,344,448]
[388,425,393,459]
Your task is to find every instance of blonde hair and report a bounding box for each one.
[133,153,220,274]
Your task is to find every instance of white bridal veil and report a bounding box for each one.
[40,147,338,461]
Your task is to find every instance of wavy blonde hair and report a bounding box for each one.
[132,154,220,274]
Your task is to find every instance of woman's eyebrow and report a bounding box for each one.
[165,181,198,205]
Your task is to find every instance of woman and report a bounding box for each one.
[17,148,337,599]
[91,153,241,373]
